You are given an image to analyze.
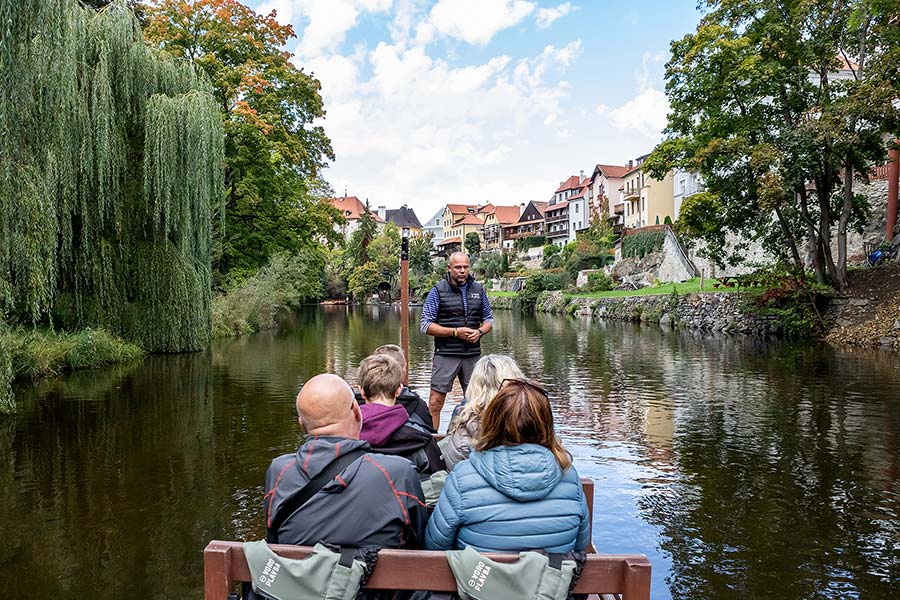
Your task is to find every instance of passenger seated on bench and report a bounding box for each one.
[371,344,433,430]
[442,354,525,470]
[425,379,590,553]
[357,355,445,476]
[263,373,427,548]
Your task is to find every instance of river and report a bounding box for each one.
[2,306,899,599]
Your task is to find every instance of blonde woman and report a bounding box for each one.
[442,354,525,470]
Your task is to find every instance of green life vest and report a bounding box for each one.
[446,547,579,600]
[244,541,368,600]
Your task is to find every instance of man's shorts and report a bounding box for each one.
[431,354,479,394]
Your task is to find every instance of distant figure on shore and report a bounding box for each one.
[420,252,494,429]
[425,378,590,553]
[263,373,427,548]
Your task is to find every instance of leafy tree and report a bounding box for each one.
[543,244,561,258]
[368,223,401,278]
[409,232,435,277]
[465,232,481,256]
[645,0,900,289]
[348,263,382,298]
[476,252,505,279]
[347,202,379,268]
[500,250,510,275]
[143,0,340,277]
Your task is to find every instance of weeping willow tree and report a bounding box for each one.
[0,0,224,411]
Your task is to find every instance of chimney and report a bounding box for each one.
[628,160,633,169]
[377,205,386,220]
[579,169,585,182]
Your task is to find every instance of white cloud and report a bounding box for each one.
[608,87,670,139]
[290,0,393,58]
[536,2,576,29]
[257,0,295,24]
[425,0,536,45]
[595,103,608,115]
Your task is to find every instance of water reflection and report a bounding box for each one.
[2,307,899,599]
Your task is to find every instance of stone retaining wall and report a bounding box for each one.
[491,291,783,335]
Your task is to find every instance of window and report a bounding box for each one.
[574,204,579,213]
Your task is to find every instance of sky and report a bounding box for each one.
[249,0,704,223]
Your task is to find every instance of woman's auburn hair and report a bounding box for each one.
[475,380,572,471]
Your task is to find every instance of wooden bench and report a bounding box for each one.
[203,479,651,600]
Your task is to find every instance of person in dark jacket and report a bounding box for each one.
[357,354,445,477]
[420,252,494,429]
[354,344,433,431]
[425,379,590,553]
[264,373,427,548]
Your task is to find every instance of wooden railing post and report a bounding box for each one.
[622,556,652,600]
[204,541,234,600]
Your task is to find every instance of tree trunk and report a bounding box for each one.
[774,204,804,272]
[798,186,825,284]
[836,163,853,290]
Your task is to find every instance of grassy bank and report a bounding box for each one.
[0,327,144,414]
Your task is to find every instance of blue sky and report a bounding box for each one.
[250,0,703,221]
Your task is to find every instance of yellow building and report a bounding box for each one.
[620,155,675,228]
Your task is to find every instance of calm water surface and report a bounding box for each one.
[2,306,899,599]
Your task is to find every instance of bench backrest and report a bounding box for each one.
[203,478,651,599]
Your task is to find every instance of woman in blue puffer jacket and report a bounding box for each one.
[425,378,591,553]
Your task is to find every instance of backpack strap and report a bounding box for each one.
[547,553,563,571]
[339,547,356,568]
[266,448,367,543]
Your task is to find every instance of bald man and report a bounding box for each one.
[420,252,494,429]
[263,373,427,548]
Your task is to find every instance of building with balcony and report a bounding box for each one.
[503,200,548,246]
[545,201,570,246]
[546,173,586,246]
[619,154,675,229]
[480,205,522,251]
[587,164,630,224]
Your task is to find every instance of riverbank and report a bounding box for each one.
[490,290,783,335]
[0,327,143,413]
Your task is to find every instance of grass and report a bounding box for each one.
[487,290,518,297]
[2,327,144,378]
[489,277,741,300]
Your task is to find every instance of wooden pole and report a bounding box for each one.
[887,142,899,242]
[400,228,410,385]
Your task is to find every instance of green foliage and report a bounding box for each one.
[543,244,561,258]
[347,263,383,299]
[500,251,510,275]
[211,250,325,337]
[515,235,546,251]
[563,238,612,277]
[664,215,673,226]
[409,232,435,277]
[583,271,614,293]
[516,271,570,312]
[347,204,379,267]
[622,231,665,259]
[541,253,563,270]
[646,0,900,289]
[3,327,143,379]
[0,0,223,357]
[143,0,338,277]
[0,325,12,414]
[476,252,505,279]
[368,223,401,278]
[747,272,832,337]
[465,232,481,256]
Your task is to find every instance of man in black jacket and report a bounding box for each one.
[419,252,494,429]
[264,373,427,548]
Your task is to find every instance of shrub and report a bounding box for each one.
[541,253,563,270]
[515,235,546,251]
[584,271,614,292]
[543,244,561,258]
[748,272,831,337]
[212,250,326,337]
[516,271,570,312]
[5,327,142,379]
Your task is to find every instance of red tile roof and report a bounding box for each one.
[554,175,582,193]
[446,204,478,215]
[595,164,630,178]
[491,205,521,225]
[455,214,485,226]
[438,236,461,246]
[546,200,569,212]
[328,196,386,223]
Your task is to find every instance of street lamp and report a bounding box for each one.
[400,226,410,384]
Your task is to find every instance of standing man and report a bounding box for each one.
[420,251,494,429]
